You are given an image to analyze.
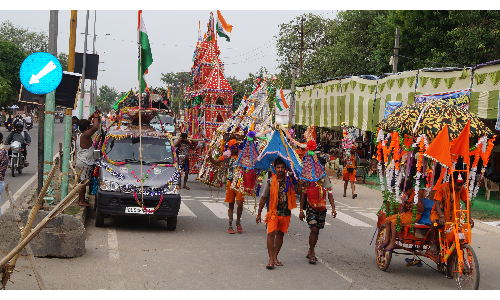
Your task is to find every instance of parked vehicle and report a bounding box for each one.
[94,125,181,230]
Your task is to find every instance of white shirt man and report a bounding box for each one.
[25,115,32,124]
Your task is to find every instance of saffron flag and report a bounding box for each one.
[216,10,233,42]
[424,124,452,168]
[279,88,289,109]
[138,10,153,94]
[450,120,470,166]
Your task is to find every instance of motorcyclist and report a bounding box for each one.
[25,114,33,128]
[5,115,13,128]
[5,121,31,167]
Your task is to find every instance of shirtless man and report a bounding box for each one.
[208,138,245,234]
[428,171,474,256]
[379,179,425,252]
[76,112,100,206]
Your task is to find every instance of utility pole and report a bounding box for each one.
[89,10,97,114]
[79,10,89,119]
[39,10,58,202]
[179,73,183,118]
[68,10,77,72]
[60,10,77,199]
[288,55,298,128]
[292,17,316,78]
[392,28,400,74]
[299,17,304,77]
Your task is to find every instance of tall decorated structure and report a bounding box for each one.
[182,12,234,174]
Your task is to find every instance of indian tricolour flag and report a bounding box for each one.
[138,10,153,94]
[216,10,233,42]
[276,88,290,111]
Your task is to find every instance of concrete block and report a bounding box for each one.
[0,208,86,258]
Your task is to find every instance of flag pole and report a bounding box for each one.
[138,11,144,206]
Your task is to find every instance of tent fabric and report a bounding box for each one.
[255,129,303,179]
[295,66,500,130]
[470,64,500,119]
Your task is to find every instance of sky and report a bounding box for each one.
[0,8,338,94]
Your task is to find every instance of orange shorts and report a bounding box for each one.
[267,215,291,234]
[343,172,355,182]
[386,211,421,225]
[224,180,244,203]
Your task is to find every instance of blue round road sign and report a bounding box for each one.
[19,52,63,95]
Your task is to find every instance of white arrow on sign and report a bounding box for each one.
[29,61,57,85]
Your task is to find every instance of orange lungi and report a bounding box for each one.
[386,210,421,225]
[224,180,244,203]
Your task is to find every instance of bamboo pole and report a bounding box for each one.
[9,156,60,268]
[0,180,88,270]
[2,185,45,290]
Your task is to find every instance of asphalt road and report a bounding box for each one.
[4,174,500,290]
[1,121,66,212]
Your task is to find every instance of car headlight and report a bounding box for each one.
[100,180,121,191]
[163,185,179,195]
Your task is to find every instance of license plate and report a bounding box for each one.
[125,207,154,214]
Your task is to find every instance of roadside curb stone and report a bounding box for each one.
[0,182,88,258]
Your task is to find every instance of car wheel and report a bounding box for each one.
[95,206,105,227]
[166,216,177,231]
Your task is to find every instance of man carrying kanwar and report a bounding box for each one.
[208,138,245,234]
[299,154,337,264]
[343,145,357,198]
[256,157,297,269]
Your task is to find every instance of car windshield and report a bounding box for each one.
[105,137,174,164]
[151,115,174,125]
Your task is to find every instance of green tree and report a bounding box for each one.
[160,71,190,98]
[275,13,335,88]
[1,20,69,69]
[96,85,119,112]
[446,11,500,65]
[0,20,48,54]
[0,40,27,106]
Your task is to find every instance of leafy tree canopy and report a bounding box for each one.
[0,40,27,106]
[96,84,119,113]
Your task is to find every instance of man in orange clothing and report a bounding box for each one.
[379,179,425,252]
[208,138,245,234]
[343,146,357,198]
[256,157,297,269]
[428,171,474,256]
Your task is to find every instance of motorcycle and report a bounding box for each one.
[8,141,25,177]
[25,122,33,131]
[4,122,12,132]
[59,114,64,123]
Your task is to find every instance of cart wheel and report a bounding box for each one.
[375,226,392,271]
[452,244,480,290]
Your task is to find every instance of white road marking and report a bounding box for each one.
[336,211,373,227]
[357,212,379,222]
[1,171,38,213]
[1,153,58,213]
[178,202,197,217]
[107,228,119,261]
[316,257,354,283]
[203,202,235,219]
[106,228,124,289]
